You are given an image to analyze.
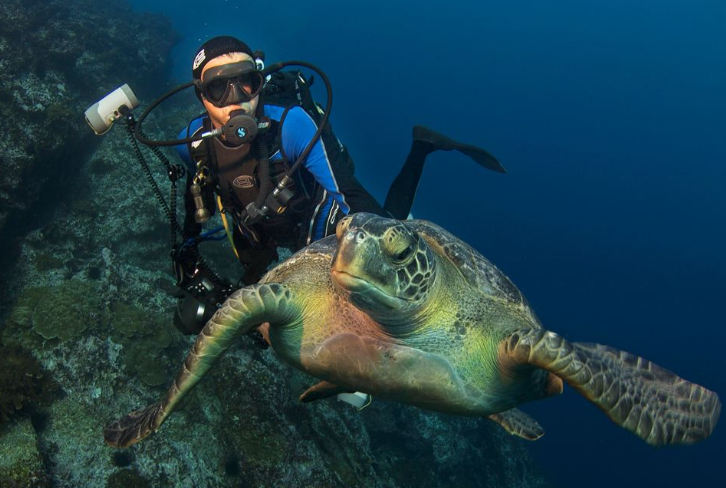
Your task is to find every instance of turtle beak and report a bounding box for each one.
[331,225,400,307]
[332,225,366,277]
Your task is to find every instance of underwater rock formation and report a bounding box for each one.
[0,346,58,426]
[0,0,177,242]
[0,417,51,488]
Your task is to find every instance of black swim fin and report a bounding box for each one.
[413,125,506,174]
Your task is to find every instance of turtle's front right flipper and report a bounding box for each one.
[502,328,721,446]
[104,283,297,448]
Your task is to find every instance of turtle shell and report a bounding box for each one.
[406,220,534,313]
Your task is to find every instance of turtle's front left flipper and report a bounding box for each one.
[502,328,721,446]
[104,283,297,448]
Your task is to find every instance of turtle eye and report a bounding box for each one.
[392,244,414,265]
[383,225,417,265]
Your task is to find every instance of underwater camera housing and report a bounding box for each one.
[173,265,270,348]
[84,84,139,135]
[173,264,235,335]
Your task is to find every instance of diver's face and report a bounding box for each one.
[201,52,260,130]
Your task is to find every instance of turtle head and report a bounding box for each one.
[331,213,437,326]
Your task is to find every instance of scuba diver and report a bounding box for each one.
[172,36,505,334]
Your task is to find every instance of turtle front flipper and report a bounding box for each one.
[487,408,545,441]
[104,283,297,448]
[104,402,164,449]
[502,328,721,446]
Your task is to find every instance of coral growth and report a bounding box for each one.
[5,281,101,341]
[109,301,175,387]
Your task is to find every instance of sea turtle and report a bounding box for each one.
[104,213,720,448]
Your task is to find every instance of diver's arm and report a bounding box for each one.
[177,119,217,240]
[281,107,351,215]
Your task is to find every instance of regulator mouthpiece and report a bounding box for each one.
[84,84,139,135]
[222,110,259,146]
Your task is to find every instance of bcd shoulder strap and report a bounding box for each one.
[262,70,355,177]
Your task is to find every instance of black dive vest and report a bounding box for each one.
[189,118,317,250]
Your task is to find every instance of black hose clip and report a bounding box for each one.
[243,201,267,225]
[263,175,294,215]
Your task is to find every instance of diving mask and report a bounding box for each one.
[195,60,264,107]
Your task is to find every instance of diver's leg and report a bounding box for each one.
[233,228,278,286]
[383,140,435,220]
[411,126,505,173]
[384,126,505,220]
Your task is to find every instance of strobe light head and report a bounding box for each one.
[84,84,139,135]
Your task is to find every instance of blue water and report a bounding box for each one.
[127,0,726,486]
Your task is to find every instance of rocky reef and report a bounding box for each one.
[0,345,58,427]
[0,1,550,487]
[0,0,177,243]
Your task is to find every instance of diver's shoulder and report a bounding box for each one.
[264,104,310,124]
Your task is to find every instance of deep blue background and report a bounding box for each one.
[126,1,725,486]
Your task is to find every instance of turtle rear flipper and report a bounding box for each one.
[300,381,353,403]
[488,408,545,441]
[503,328,721,446]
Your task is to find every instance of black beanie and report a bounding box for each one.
[192,36,254,80]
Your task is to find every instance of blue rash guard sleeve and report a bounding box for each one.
[265,105,351,241]
[267,105,350,208]
[175,116,205,172]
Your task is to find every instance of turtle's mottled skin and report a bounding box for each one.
[105,213,720,449]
